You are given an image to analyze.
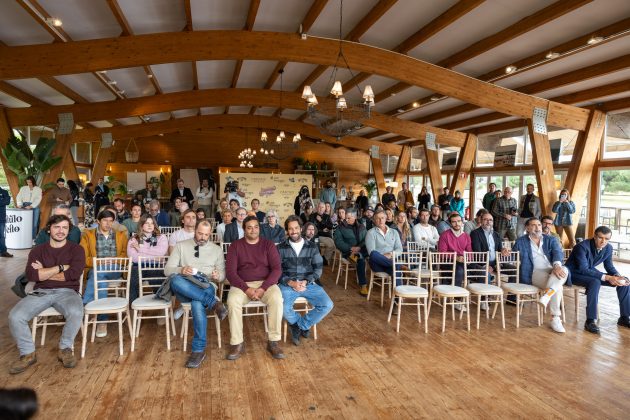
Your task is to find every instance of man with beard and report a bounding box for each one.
[438,213,472,312]
[9,215,85,374]
[278,216,333,345]
[541,215,561,242]
[168,209,197,254]
[492,187,518,241]
[513,218,568,333]
[412,208,439,251]
[165,220,227,368]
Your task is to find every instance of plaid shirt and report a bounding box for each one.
[277,238,323,285]
[491,196,517,231]
[96,231,117,257]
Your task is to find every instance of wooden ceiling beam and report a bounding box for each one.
[228,0,260,114]
[0,81,50,107]
[106,0,132,36]
[16,0,69,42]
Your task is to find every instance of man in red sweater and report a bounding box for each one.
[8,214,86,374]
[226,215,284,360]
[438,213,472,292]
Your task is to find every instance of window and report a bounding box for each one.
[604,111,630,159]
[380,154,399,174]
[547,127,579,163]
[599,169,630,260]
[72,142,92,164]
[477,128,527,167]
[409,146,425,171]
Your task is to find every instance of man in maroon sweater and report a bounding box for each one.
[8,214,86,374]
[225,215,284,360]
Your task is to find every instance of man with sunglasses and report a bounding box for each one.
[165,219,227,368]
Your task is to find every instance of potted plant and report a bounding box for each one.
[104,175,129,201]
[362,179,378,205]
[1,134,62,188]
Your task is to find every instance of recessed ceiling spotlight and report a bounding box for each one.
[412,102,420,108]
[165,160,170,163]
[505,65,517,74]
[107,80,117,85]
[587,35,604,45]
[545,51,560,59]
[147,74,153,79]
[158,133,164,136]
[390,92,396,97]
[397,108,405,113]
[46,17,62,27]
[430,95,441,101]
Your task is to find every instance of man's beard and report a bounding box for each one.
[529,231,543,239]
[482,225,493,232]
[195,238,208,246]
[289,234,302,243]
[51,234,67,243]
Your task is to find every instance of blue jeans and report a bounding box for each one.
[279,283,333,331]
[170,275,218,353]
[83,269,119,321]
[369,251,402,285]
[0,222,6,253]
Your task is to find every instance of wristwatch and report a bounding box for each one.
[58,265,64,273]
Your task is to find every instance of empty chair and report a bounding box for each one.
[463,252,505,329]
[497,251,541,328]
[427,252,470,332]
[388,251,429,333]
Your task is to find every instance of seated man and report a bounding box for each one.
[334,208,369,295]
[225,216,284,360]
[165,220,227,368]
[35,204,81,245]
[565,225,630,334]
[168,209,197,254]
[412,208,440,250]
[278,216,333,345]
[148,199,170,227]
[113,198,130,223]
[513,217,568,333]
[470,212,509,277]
[224,207,247,243]
[366,210,403,283]
[438,213,472,294]
[80,209,128,337]
[9,214,86,374]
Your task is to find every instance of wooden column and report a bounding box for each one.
[63,152,80,182]
[587,163,600,236]
[90,146,112,185]
[371,156,387,200]
[425,147,443,203]
[527,119,556,215]
[393,145,411,186]
[450,133,477,194]
[0,107,20,200]
[564,109,606,236]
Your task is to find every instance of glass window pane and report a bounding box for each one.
[548,127,579,163]
[604,111,630,159]
[599,169,630,259]
[410,146,425,171]
[506,176,521,197]
[477,128,526,167]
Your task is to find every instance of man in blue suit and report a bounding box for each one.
[565,226,630,334]
[513,217,568,333]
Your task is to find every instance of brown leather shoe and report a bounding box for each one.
[267,341,285,359]
[226,342,245,360]
[211,301,228,321]
[1,251,13,258]
[9,352,36,374]
[57,348,77,368]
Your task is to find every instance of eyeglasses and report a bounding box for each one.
[194,245,199,258]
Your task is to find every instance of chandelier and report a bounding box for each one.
[301,0,375,141]
[238,147,255,168]
[260,69,301,160]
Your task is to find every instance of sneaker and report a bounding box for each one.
[185,352,206,368]
[550,316,565,333]
[96,323,108,338]
[9,352,36,375]
[174,306,184,320]
[360,285,369,296]
[289,323,301,346]
[455,304,467,312]
[57,348,77,368]
[480,302,489,311]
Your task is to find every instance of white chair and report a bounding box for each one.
[427,252,470,332]
[218,242,232,298]
[209,232,222,245]
[367,267,393,307]
[159,226,179,239]
[497,251,541,328]
[282,297,319,342]
[463,252,505,329]
[407,242,431,286]
[181,293,223,350]
[336,255,357,290]
[31,274,84,347]
[331,248,341,273]
[131,256,176,352]
[388,251,429,333]
[81,257,133,358]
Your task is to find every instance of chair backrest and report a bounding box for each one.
[407,241,429,253]
[159,226,179,239]
[92,257,132,300]
[429,252,456,286]
[222,242,231,256]
[502,240,515,250]
[209,232,222,245]
[563,248,571,263]
[393,251,424,286]
[496,251,520,284]
[463,251,489,286]
[137,256,169,298]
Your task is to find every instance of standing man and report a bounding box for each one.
[47,178,72,207]
[412,208,440,251]
[223,207,247,243]
[94,177,110,213]
[396,182,414,212]
[0,185,12,257]
[334,208,369,295]
[437,187,453,220]
[565,226,630,334]
[482,183,498,211]
[381,186,395,208]
[165,219,227,368]
[517,183,542,236]
[319,180,337,212]
[491,186,518,241]
[170,178,194,208]
[309,201,335,265]
[80,209,128,337]
[225,216,284,360]
[278,216,333,345]
[438,213,472,290]
[365,210,403,281]
[195,179,214,217]
[8,214,86,374]
[513,218,568,333]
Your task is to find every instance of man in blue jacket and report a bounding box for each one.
[513,217,568,333]
[565,226,630,334]
[0,185,13,257]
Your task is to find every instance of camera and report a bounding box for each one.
[224,180,239,194]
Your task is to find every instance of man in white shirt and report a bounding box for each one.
[411,208,439,250]
[168,209,197,254]
[513,217,568,333]
[215,209,233,241]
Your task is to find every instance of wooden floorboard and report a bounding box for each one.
[2,249,630,419]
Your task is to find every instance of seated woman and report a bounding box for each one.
[332,207,346,229]
[300,201,314,226]
[394,211,413,250]
[127,214,169,303]
[260,209,286,244]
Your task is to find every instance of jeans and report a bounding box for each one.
[9,288,83,355]
[83,269,120,321]
[0,222,6,253]
[571,273,630,320]
[369,251,402,285]
[279,283,333,331]
[170,274,218,353]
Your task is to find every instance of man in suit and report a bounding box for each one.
[470,212,510,278]
[513,217,568,333]
[223,207,247,243]
[565,226,630,334]
[170,178,194,207]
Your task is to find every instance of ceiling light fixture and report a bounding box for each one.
[505,65,517,74]
[45,17,62,27]
[412,102,420,108]
[545,51,560,59]
[587,35,604,45]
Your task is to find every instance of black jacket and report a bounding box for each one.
[470,227,502,267]
[170,187,194,206]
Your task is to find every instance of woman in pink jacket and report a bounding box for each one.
[127,214,169,303]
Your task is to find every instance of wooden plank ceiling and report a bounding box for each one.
[0,0,629,161]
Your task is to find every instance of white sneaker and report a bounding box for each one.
[174,307,184,320]
[157,317,166,326]
[550,316,565,333]
[480,302,489,311]
[455,304,467,312]
[96,323,108,338]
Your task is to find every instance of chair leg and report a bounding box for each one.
[367,276,374,301]
[396,297,402,333]
[441,297,448,333]
[466,298,470,331]
[165,308,171,351]
[182,310,189,352]
[283,320,287,342]
[335,262,342,285]
[344,264,349,290]
[451,298,455,321]
[126,310,133,338]
[81,314,89,359]
[41,319,49,346]
[131,310,137,352]
[118,312,124,356]
[560,294,566,324]
[387,296,395,323]
[500,298,505,329]
[423,298,429,334]
[263,310,269,332]
[476,295,481,330]
[136,315,142,338]
[170,308,177,337]
[515,295,521,328]
[313,323,318,340]
[31,317,38,343]
[417,298,422,324]
[380,280,385,307]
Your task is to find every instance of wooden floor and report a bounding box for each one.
[2,250,630,419]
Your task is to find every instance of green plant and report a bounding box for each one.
[1,134,62,188]
[104,176,129,200]
[362,179,377,199]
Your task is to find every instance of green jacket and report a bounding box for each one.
[334,222,367,258]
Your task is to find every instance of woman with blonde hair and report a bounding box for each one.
[552,189,576,247]
[394,211,413,250]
